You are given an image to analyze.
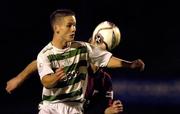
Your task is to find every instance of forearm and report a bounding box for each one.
[107,56,145,71]
[41,74,61,89]
[107,56,132,68]
[6,60,38,93]
[17,60,37,81]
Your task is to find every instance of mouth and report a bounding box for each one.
[70,34,75,38]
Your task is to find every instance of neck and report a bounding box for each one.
[51,36,70,49]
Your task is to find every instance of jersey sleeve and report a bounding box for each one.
[86,43,112,67]
[37,53,54,80]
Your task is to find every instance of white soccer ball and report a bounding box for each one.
[92,21,121,50]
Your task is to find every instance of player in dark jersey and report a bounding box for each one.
[84,67,122,114]
[83,36,123,114]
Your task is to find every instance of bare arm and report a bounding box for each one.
[41,68,65,89]
[6,60,37,94]
[107,56,145,71]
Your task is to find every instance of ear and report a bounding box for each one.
[54,25,60,34]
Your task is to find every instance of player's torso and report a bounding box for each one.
[42,42,89,102]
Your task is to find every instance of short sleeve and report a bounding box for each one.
[37,54,54,80]
[86,43,112,67]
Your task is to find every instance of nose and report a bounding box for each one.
[71,25,76,32]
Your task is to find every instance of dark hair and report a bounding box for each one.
[50,9,75,27]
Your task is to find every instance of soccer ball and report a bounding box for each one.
[92,21,121,50]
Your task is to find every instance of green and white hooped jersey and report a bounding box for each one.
[37,41,112,104]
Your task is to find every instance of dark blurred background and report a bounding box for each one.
[0,0,180,114]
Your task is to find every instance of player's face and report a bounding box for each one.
[57,16,76,42]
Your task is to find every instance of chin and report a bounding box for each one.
[69,37,75,41]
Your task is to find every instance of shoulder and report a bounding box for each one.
[41,43,53,53]
[71,41,86,47]
[71,41,90,50]
[38,42,53,57]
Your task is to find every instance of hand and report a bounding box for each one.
[54,68,65,80]
[6,76,23,94]
[41,68,65,89]
[105,100,123,114]
[131,59,145,71]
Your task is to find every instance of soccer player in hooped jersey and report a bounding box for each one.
[36,9,144,114]
[6,9,144,114]
[5,22,123,114]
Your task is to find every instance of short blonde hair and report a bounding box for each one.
[50,9,75,28]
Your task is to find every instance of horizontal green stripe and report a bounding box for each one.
[42,88,82,101]
[63,60,87,73]
[47,47,87,62]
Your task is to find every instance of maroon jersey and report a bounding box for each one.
[84,67,113,114]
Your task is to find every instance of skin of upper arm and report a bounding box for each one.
[107,56,123,68]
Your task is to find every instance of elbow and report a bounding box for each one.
[41,82,54,89]
[41,79,55,89]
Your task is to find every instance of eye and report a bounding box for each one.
[66,24,71,28]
